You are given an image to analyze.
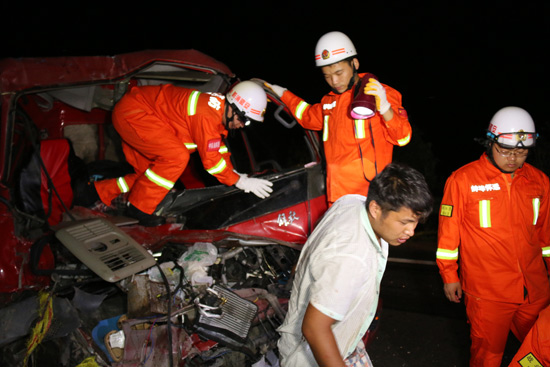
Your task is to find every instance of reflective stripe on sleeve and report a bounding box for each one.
[323,115,329,142]
[219,145,228,154]
[184,143,198,150]
[117,177,130,193]
[144,168,174,190]
[397,134,411,146]
[187,91,201,116]
[436,248,459,260]
[479,200,491,228]
[207,158,227,175]
[542,246,550,257]
[295,101,309,120]
[532,198,540,225]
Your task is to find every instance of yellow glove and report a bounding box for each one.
[364,78,391,114]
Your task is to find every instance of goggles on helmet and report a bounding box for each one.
[486,130,538,149]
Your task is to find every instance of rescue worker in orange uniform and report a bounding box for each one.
[436,106,550,367]
[508,304,550,367]
[94,81,273,226]
[260,31,411,205]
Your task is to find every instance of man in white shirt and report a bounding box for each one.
[277,162,433,366]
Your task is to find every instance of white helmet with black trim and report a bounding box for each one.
[226,81,267,124]
[487,106,538,148]
[314,31,357,67]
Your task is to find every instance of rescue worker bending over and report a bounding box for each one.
[259,31,411,205]
[94,81,273,226]
[436,106,550,367]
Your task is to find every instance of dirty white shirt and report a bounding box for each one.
[277,194,388,367]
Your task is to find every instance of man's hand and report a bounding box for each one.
[364,79,391,115]
[444,282,463,303]
[302,303,346,367]
[235,175,273,199]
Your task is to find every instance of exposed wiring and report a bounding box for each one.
[155,263,174,367]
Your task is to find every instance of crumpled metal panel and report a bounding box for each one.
[0,50,234,94]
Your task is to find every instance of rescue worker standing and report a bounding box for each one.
[261,31,411,205]
[94,81,273,226]
[436,106,550,367]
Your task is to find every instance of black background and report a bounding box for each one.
[3,1,549,192]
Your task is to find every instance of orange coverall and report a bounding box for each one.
[281,73,411,204]
[436,153,550,366]
[95,84,240,214]
[508,305,550,367]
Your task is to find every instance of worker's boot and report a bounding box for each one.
[124,203,166,227]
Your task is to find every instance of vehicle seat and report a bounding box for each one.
[18,139,81,226]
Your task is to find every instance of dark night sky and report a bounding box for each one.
[3,1,549,191]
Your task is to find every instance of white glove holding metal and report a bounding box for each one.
[235,174,273,199]
[364,78,391,114]
[266,82,287,98]
[252,78,287,98]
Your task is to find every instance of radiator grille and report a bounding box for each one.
[196,285,258,344]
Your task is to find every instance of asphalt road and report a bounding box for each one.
[366,236,521,367]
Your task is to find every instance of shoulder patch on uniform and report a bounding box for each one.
[207,138,222,152]
[440,205,453,217]
[398,108,408,119]
[518,352,541,366]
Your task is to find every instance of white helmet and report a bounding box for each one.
[487,106,538,148]
[226,80,267,123]
[314,31,357,67]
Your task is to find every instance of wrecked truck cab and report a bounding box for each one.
[0,50,333,366]
[0,50,328,294]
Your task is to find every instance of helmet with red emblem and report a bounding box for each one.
[314,31,358,67]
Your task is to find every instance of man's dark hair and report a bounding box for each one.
[366,162,433,223]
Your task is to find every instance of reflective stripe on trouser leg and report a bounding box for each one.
[128,169,176,214]
[116,177,130,193]
[94,174,138,206]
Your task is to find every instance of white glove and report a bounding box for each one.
[264,81,287,98]
[364,78,391,114]
[251,78,287,98]
[235,175,273,199]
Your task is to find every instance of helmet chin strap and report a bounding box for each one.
[224,104,243,137]
[223,104,231,129]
